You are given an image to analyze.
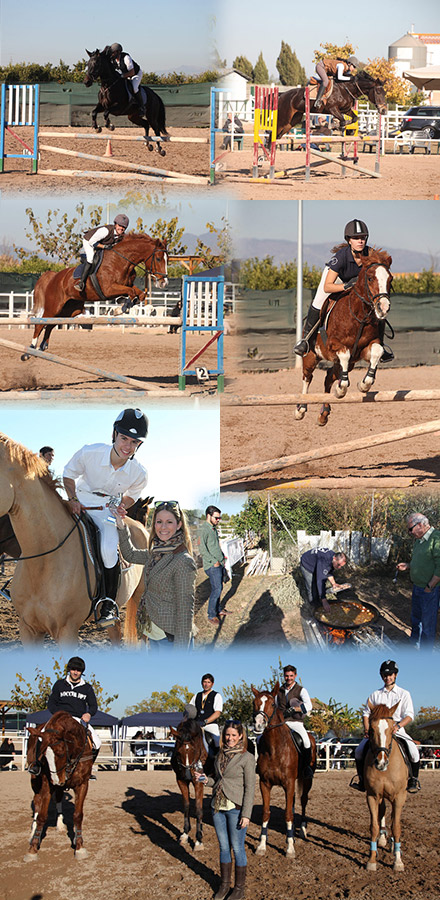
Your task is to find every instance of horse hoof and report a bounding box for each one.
[295,405,307,420]
[334,383,348,399]
[393,860,404,872]
[286,847,296,859]
[179,833,189,845]
[159,148,166,157]
[94,126,102,134]
[300,824,307,839]
[193,841,204,852]
[75,847,88,859]
[23,852,38,863]
[20,353,30,361]
[255,845,266,856]
[318,414,329,426]
[366,862,377,872]
[378,834,387,849]
[108,124,115,132]
[147,144,154,152]
[357,380,371,394]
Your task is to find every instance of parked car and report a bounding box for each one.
[399,106,440,139]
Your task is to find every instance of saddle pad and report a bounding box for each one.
[308,80,334,102]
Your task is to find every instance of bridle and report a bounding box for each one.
[32,723,92,788]
[369,716,395,767]
[174,736,204,782]
[253,698,285,734]
[350,262,392,324]
[108,243,167,282]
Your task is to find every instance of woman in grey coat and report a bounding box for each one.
[196,720,256,900]
[115,500,196,648]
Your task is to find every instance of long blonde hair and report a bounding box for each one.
[148,503,193,554]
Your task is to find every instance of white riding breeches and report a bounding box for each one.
[311,266,343,311]
[285,720,311,749]
[73,717,101,750]
[82,237,97,264]
[85,506,119,568]
[130,70,143,93]
[356,730,419,763]
[202,723,220,749]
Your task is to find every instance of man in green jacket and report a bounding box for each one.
[199,506,228,625]
[397,512,440,648]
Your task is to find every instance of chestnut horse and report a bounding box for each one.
[170,719,207,850]
[26,712,94,859]
[277,72,387,137]
[364,702,408,872]
[0,432,147,644]
[252,684,316,858]
[28,232,168,354]
[295,249,393,426]
[84,47,168,154]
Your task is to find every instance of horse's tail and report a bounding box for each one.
[158,98,168,136]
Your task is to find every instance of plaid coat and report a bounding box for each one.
[118,526,196,647]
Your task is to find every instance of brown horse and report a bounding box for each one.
[84,47,168,154]
[252,684,316,858]
[170,719,207,850]
[277,72,387,136]
[27,233,168,354]
[295,249,393,426]
[26,712,94,859]
[0,432,148,644]
[364,702,408,872]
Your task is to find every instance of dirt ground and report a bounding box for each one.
[213,143,440,200]
[0,325,219,395]
[1,769,439,900]
[221,363,440,490]
[1,126,211,195]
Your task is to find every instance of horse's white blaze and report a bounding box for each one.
[374,267,390,317]
[254,695,268,733]
[376,720,389,769]
[45,747,60,784]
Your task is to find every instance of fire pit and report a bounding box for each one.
[314,598,379,645]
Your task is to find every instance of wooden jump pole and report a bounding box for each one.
[38,168,202,184]
[39,143,206,183]
[39,132,208,144]
[220,418,440,484]
[223,389,440,406]
[309,147,381,177]
[1,315,182,327]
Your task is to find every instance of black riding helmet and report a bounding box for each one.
[344,219,369,242]
[67,656,86,673]
[110,42,123,57]
[380,659,398,677]
[113,408,149,444]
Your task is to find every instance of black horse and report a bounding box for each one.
[84,47,168,155]
[277,72,387,136]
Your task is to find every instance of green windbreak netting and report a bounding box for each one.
[38,82,212,127]
[235,291,440,370]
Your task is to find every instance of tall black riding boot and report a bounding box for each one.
[378,319,394,362]
[314,81,326,110]
[213,862,232,900]
[294,305,320,356]
[408,760,421,792]
[75,261,93,293]
[96,563,120,627]
[351,756,366,791]
[302,745,314,780]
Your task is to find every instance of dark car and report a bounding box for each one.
[399,106,440,139]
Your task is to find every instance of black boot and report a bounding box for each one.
[351,756,365,791]
[302,745,314,780]
[229,866,246,900]
[75,261,93,293]
[407,760,421,793]
[213,862,232,900]
[378,320,394,362]
[95,563,120,627]
[314,81,326,110]
[294,305,321,356]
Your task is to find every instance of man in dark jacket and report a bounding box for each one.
[300,548,348,611]
[48,656,101,756]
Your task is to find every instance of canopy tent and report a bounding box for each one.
[119,712,183,769]
[403,66,440,90]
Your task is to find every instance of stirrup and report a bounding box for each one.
[294,338,310,357]
[74,282,85,292]
[349,775,365,792]
[407,777,421,793]
[28,762,42,776]
[381,345,394,362]
[95,599,120,627]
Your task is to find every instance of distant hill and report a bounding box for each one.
[232,237,433,273]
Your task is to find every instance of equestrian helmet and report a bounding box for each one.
[114,214,129,229]
[110,43,123,56]
[114,408,149,441]
[344,219,369,241]
[380,659,398,676]
[67,656,86,673]
[347,56,359,67]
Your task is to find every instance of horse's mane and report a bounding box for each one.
[0,432,62,495]
[122,232,167,249]
[176,719,202,742]
[354,71,383,87]
[369,703,394,723]
[359,248,392,269]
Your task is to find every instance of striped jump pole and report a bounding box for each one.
[252,85,279,180]
[0,84,39,174]
[305,85,311,182]
[178,273,224,392]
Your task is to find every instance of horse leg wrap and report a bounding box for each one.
[394,842,401,853]
[286,826,294,839]
[370,841,377,852]
[30,828,42,848]
[365,366,376,381]
[261,824,268,836]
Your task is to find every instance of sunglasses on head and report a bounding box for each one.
[155,500,181,515]
[224,719,241,727]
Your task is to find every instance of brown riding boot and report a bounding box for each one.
[213,862,232,900]
[229,866,247,900]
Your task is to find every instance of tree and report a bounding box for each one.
[307,698,361,738]
[233,56,253,80]
[276,42,305,86]
[314,43,356,63]
[125,684,192,715]
[14,204,103,265]
[365,57,412,106]
[253,52,269,84]
[10,658,118,712]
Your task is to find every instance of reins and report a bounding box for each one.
[107,242,166,280]
[42,723,92,787]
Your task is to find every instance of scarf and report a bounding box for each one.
[136,532,186,640]
[212,741,245,812]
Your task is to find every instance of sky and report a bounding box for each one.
[217,0,440,76]
[0,645,438,718]
[0,0,216,71]
[0,404,220,511]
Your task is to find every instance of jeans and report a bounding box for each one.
[206,565,223,618]
[300,565,321,605]
[212,807,247,866]
[410,584,440,647]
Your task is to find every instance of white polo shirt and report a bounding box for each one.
[363,683,414,723]
[63,443,147,507]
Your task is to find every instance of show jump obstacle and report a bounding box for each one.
[0,84,207,184]
[0,274,225,396]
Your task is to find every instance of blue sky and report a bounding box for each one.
[217,0,440,76]
[0,0,215,70]
[0,646,438,718]
[0,404,220,510]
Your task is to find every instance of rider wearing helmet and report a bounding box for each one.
[294,219,393,362]
[109,43,145,115]
[275,664,314,779]
[63,409,148,626]
[352,660,421,793]
[75,214,129,294]
[314,54,359,110]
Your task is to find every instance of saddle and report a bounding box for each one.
[394,736,413,777]
[308,78,334,103]
[75,512,110,614]
[73,249,109,302]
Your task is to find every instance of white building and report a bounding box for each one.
[389,28,440,78]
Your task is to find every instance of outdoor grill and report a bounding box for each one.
[313,597,384,646]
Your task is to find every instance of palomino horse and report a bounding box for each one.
[170,719,207,850]
[296,249,393,426]
[0,514,20,558]
[277,72,387,136]
[252,684,316,858]
[26,712,93,859]
[84,48,168,154]
[0,433,148,644]
[364,702,408,872]
[27,232,168,354]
